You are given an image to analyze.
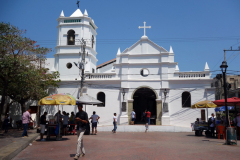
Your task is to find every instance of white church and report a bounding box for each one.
[44,8,215,128]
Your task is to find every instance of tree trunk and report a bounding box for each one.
[21,102,26,115]
[0,84,7,119]
[4,101,14,115]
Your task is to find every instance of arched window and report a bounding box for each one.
[67,30,75,45]
[97,92,105,107]
[182,92,191,107]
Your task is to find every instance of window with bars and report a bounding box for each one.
[64,19,81,23]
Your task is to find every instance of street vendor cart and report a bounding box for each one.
[191,100,217,136]
[46,124,57,139]
[191,122,208,136]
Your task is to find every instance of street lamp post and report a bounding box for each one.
[220,61,229,128]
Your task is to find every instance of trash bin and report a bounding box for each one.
[226,127,237,145]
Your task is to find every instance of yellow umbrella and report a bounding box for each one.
[38,94,76,105]
[191,100,217,122]
[191,100,217,109]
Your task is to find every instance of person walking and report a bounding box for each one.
[145,110,151,133]
[74,103,88,160]
[62,111,69,136]
[131,109,136,125]
[209,113,215,137]
[22,108,32,137]
[40,112,47,141]
[89,111,100,135]
[112,113,117,133]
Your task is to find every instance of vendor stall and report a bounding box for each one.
[213,97,240,145]
[38,93,76,140]
[191,100,217,136]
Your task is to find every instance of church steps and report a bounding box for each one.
[96,125,192,132]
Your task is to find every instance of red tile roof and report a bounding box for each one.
[97,58,116,68]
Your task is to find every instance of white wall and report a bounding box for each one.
[85,83,121,125]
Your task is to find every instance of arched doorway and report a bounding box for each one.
[133,88,156,124]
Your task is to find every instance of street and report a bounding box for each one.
[13,132,239,160]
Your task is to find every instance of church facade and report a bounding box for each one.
[45,8,215,128]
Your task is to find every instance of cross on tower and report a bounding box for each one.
[76,0,80,8]
[138,22,151,37]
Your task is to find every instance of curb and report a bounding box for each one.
[0,132,39,160]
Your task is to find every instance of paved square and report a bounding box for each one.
[13,132,239,160]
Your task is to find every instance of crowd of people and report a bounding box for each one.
[38,107,101,141]
[194,112,240,138]
[2,105,152,160]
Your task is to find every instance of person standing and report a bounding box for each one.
[3,115,9,133]
[74,103,88,160]
[89,111,100,135]
[233,113,240,137]
[141,111,146,122]
[145,110,151,133]
[22,109,32,137]
[131,109,136,125]
[40,112,47,141]
[62,111,69,136]
[209,113,215,137]
[112,113,117,133]
[54,110,62,123]
[69,112,75,131]
[7,113,12,128]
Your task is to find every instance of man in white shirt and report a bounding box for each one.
[210,113,215,137]
[234,113,240,137]
[131,109,136,125]
[112,113,117,133]
[89,111,100,135]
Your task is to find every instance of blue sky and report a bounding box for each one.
[1,0,240,77]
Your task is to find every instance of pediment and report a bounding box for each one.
[122,38,168,55]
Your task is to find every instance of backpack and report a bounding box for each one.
[208,117,212,125]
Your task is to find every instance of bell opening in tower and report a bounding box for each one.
[67,30,75,45]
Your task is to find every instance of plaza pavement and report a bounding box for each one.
[0,128,38,160]
[13,131,239,160]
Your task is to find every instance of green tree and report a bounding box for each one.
[0,22,60,116]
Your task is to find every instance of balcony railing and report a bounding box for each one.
[178,73,206,78]
[85,73,117,79]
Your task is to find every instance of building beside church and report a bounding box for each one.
[44,8,216,128]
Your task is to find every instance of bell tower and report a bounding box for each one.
[54,8,98,80]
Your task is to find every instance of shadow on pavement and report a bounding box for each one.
[35,137,70,142]
[70,154,75,157]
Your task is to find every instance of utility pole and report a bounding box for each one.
[220,47,240,144]
[80,39,86,97]
[73,38,88,98]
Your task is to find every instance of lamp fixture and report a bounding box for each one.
[164,89,167,98]
[220,61,228,73]
[122,88,126,100]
